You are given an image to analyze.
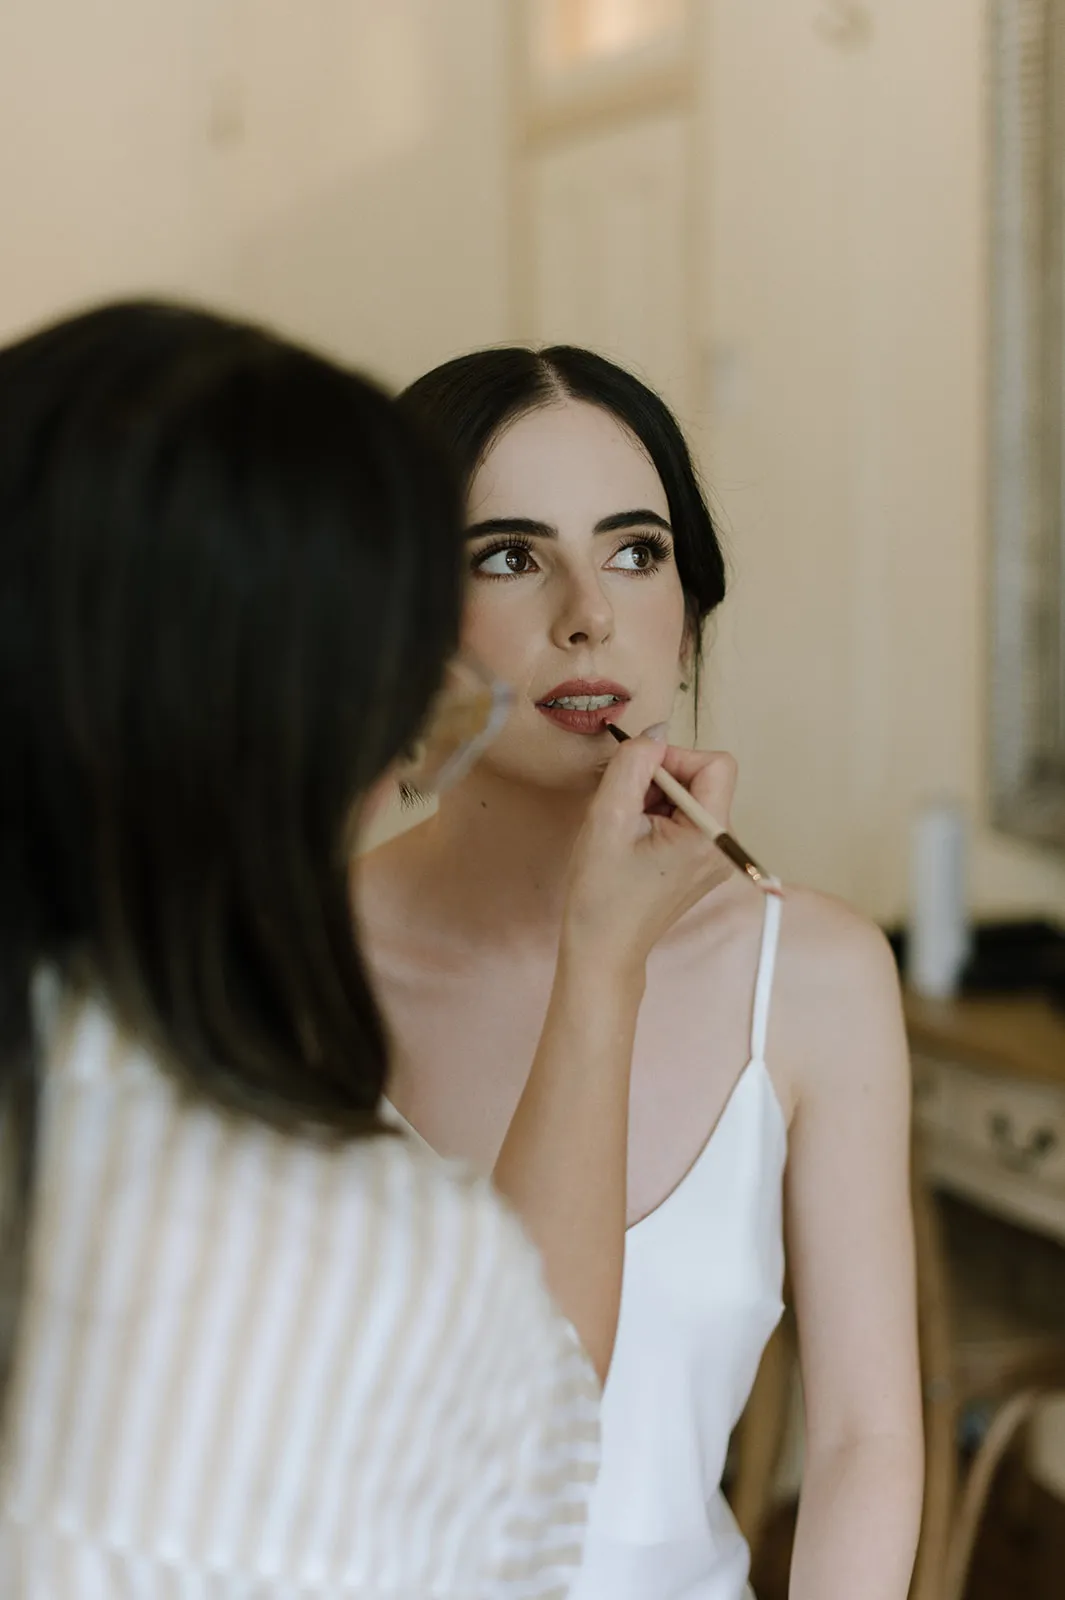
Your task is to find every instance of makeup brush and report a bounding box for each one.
[605,724,782,897]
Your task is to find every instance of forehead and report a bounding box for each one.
[468,398,669,525]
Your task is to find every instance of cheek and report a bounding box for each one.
[616,578,688,665]
[460,589,537,679]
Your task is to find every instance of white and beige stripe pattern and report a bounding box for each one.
[0,994,599,1597]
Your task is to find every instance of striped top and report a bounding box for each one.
[0,990,600,1598]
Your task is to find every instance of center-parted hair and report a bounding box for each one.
[400,346,727,668]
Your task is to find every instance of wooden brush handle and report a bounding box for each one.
[650,765,727,842]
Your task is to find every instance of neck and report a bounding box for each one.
[424,767,595,948]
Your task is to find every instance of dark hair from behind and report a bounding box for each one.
[400,345,727,699]
[0,300,463,1427]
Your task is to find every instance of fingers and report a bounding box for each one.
[654,743,732,786]
[593,739,737,829]
[656,746,738,823]
[580,736,667,849]
[566,739,742,955]
[590,732,668,821]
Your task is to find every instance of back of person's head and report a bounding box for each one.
[400,346,727,656]
[0,300,463,1415]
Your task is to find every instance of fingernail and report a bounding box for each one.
[640,722,669,742]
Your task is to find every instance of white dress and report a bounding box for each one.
[570,892,787,1599]
[0,988,600,1598]
[389,892,787,1600]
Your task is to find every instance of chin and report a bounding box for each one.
[479,742,609,796]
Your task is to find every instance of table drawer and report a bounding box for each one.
[914,1053,1065,1191]
[912,1051,964,1138]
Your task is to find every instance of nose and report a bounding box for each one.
[550,568,615,650]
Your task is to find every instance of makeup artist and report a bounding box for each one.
[0,301,734,1598]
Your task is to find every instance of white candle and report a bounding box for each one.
[908,801,970,999]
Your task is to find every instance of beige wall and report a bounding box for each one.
[700,0,1065,923]
[217,0,510,383]
[3,0,1065,925]
[0,0,230,338]
[0,0,509,381]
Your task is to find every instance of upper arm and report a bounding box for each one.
[780,900,922,1458]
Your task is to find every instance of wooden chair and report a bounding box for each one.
[909,1162,1065,1600]
[729,1160,1065,1600]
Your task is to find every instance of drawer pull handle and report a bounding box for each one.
[987,1113,1058,1171]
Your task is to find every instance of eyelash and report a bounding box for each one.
[617,532,673,571]
[469,532,674,581]
[468,534,534,577]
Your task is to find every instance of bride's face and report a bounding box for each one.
[460,398,688,793]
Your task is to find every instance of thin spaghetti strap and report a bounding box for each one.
[750,891,784,1062]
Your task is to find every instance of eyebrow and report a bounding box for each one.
[466,509,673,540]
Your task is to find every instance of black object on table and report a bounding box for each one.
[884,919,1065,1009]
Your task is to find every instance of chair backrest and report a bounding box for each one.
[909,1138,957,1600]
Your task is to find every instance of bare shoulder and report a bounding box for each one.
[772,885,908,1094]
[775,884,898,990]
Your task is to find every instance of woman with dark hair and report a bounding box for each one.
[0,306,732,1596]
[360,348,924,1600]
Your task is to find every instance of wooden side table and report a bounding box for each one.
[906,992,1065,1600]
[906,992,1065,1248]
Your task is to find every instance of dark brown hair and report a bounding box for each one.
[0,300,463,1426]
[401,345,727,697]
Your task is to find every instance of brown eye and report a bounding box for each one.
[607,533,673,575]
[472,541,539,578]
[609,541,660,573]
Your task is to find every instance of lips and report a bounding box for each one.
[535,679,631,736]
